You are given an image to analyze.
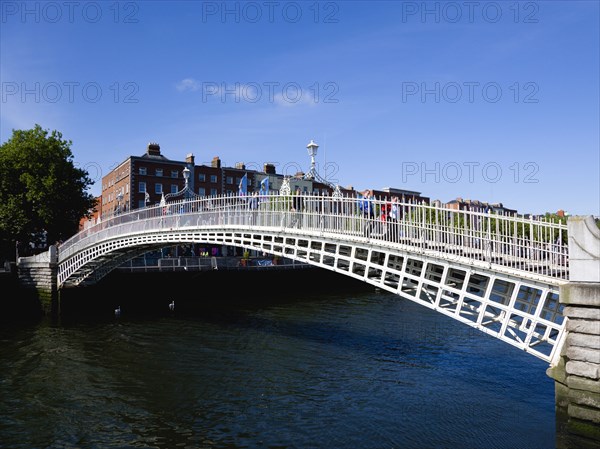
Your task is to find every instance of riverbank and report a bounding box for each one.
[1,270,44,320]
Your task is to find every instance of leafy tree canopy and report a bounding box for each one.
[0,125,96,257]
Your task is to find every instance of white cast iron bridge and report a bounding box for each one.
[57,193,569,364]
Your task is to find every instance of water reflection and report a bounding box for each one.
[1,287,557,449]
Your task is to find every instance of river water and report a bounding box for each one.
[1,271,558,449]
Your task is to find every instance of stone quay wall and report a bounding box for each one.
[548,216,600,445]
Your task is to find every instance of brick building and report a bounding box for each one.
[444,197,517,215]
[101,142,337,217]
[78,196,102,231]
[372,187,429,204]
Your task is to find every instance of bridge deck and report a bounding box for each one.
[59,193,568,283]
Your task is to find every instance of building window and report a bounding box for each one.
[198,173,206,182]
[171,184,178,194]
[210,175,217,183]
[171,170,178,178]
[198,187,206,196]
[138,200,146,209]
[210,188,218,196]
[156,168,163,177]
[139,167,147,175]
[226,176,233,184]
[139,182,146,193]
[155,183,162,194]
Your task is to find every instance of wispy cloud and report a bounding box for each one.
[274,91,318,108]
[175,78,201,92]
[176,78,322,108]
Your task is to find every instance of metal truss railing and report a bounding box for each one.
[60,193,569,284]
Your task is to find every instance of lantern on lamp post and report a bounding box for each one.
[116,189,124,214]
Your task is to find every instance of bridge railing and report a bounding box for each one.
[59,193,569,281]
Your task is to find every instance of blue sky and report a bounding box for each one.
[1,1,598,215]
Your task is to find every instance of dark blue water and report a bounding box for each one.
[0,289,556,449]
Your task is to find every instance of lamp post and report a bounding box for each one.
[306,139,319,180]
[116,190,123,215]
[164,165,200,202]
[182,166,190,190]
[301,139,341,198]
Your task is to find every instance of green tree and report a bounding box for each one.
[0,125,96,260]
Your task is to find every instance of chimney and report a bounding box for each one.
[147,142,160,156]
[211,156,221,168]
[264,163,276,174]
[185,153,195,164]
[235,162,246,170]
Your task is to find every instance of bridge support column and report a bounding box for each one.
[17,245,59,315]
[547,216,600,446]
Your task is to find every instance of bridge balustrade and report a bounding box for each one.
[59,193,569,282]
